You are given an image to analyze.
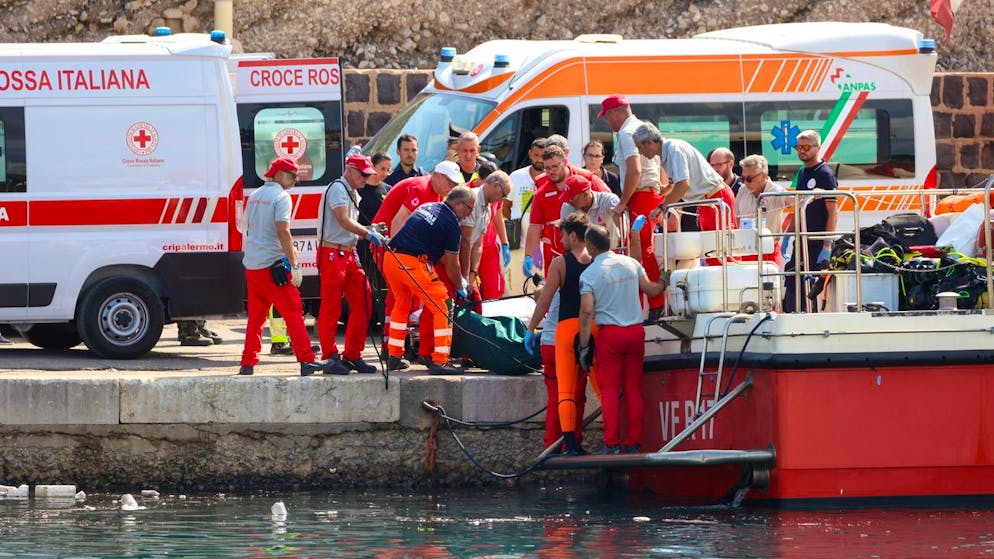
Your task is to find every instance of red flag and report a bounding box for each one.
[930,0,962,45]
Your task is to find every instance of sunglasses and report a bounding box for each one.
[741,174,762,183]
[794,144,817,153]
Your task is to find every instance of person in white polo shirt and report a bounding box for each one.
[577,224,667,454]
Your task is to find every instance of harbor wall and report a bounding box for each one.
[0,374,599,491]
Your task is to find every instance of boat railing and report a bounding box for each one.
[659,178,994,315]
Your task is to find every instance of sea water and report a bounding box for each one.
[2,486,994,558]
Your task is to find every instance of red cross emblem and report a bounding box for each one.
[126,122,159,156]
[274,128,307,159]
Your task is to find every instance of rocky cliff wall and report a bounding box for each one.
[0,0,989,72]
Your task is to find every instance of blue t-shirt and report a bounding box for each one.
[794,161,838,233]
[389,201,462,263]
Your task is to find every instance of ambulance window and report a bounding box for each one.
[480,106,568,173]
[588,102,743,173]
[0,108,26,193]
[747,99,915,182]
[252,107,327,183]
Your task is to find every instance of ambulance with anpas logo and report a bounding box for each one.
[363,22,938,229]
[0,29,343,358]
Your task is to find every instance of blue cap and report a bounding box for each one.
[153,26,172,36]
[440,47,457,62]
[209,30,227,44]
[918,39,936,54]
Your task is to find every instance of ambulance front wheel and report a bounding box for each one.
[77,277,165,359]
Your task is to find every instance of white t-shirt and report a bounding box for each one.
[321,178,360,246]
[561,191,622,249]
[508,165,539,221]
[459,188,493,244]
[734,178,788,232]
[616,113,661,190]
[243,182,291,270]
[660,138,724,200]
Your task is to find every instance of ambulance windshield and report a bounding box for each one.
[363,93,496,170]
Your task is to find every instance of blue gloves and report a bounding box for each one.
[367,227,386,247]
[632,215,647,232]
[522,255,534,278]
[455,288,468,301]
[500,243,511,269]
[523,331,540,356]
[780,236,794,260]
[817,246,832,264]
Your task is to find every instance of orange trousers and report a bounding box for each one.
[382,252,452,365]
[554,317,600,434]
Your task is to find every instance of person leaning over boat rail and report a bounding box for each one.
[635,122,738,232]
[526,212,598,456]
[577,225,668,455]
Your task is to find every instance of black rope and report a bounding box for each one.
[431,403,550,479]
[721,313,774,397]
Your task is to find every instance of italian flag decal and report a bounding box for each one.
[819,90,870,163]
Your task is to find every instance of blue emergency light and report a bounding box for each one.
[440,47,456,62]
[153,27,172,36]
[494,54,510,68]
[918,39,936,54]
[210,30,227,44]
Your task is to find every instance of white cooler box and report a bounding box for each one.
[667,262,781,317]
[826,273,899,312]
[654,229,775,261]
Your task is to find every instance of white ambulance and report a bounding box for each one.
[362,22,938,222]
[0,30,343,358]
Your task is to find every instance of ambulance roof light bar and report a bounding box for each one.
[494,54,510,68]
[440,47,457,62]
[918,39,936,54]
[154,26,172,36]
[210,30,227,44]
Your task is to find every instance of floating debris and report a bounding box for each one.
[74,491,86,502]
[0,484,29,498]
[141,490,160,499]
[35,485,77,499]
[633,516,651,522]
[271,501,287,522]
[120,494,145,511]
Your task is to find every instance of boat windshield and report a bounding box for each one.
[362,93,496,170]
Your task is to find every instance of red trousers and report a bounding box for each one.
[697,186,739,231]
[317,247,371,360]
[478,244,505,300]
[595,323,646,448]
[540,343,560,448]
[628,190,665,309]
[241,267,315,365]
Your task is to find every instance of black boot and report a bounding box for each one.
[562,432,588,457]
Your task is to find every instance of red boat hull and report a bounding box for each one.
[632,363,994,503]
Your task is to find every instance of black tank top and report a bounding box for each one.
[558,251,590,321]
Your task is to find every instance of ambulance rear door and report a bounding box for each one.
[233,57,344,302]
[0,106,28,320]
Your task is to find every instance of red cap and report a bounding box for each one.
[263,157,300,179]
[597,94,630,117]
[346,154,376,175]
[559,174,592,203]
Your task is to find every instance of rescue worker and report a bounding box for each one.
[522,145,610,278]
[456,132,511,299]
[382,186,477,375]
[238,157,337,377]
[599,95,667,316]
[525,212,597,456]
[507,137,547,239]
[577,225,668,453]
[634,122,739,232]
[315,153,386,375]
[558,175,623,249]
[461,171,512,296]
[372,160,463,366]
[384,134,426,185]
